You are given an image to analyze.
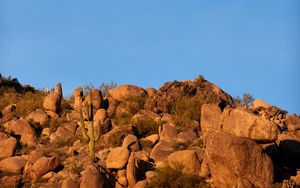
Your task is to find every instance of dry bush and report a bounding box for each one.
[146,164,209,188]
[169,94,202,128]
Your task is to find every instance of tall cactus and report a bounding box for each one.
[79,91,101,162]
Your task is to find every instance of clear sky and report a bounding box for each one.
[1,1,299,114]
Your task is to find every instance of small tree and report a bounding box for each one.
[99,81,117,96]
[234,93,254,107]
[242,93,254,107]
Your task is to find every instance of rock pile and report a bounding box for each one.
[0,78,299,187]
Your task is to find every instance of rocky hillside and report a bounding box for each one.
[0,75,299,188]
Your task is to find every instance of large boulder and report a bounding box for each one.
[108,85,147,102]
[0,136,17,159]
[4,119,36,145]
[159,123,177,143]
[106,147,130,169]
[167,150,201,176]
[221,108,280,142]
[205,130,274,188]
[43,93,61,114]
[80,165,111,188]
[73,87,83,111]
[25,108,49,126]
[0,176,21,188]
[51,122,77,142]
[253,99,271,109]
[94,109,108,124]
[200,104,222,140]
[0,156,27,174]
[150,141,176,166]
[91,89,104,110]
[29,156,61,180]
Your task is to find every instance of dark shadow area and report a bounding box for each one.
[265,140,300,183]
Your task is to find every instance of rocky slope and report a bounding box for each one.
[0,75,299,188]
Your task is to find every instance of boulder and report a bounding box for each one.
[205,130,274,188]
[285,114,300,132]
[80,165,111,188]
[126,154,145,188]
[145,87,157,97]
[159,123,177,142]
[94,109,107,124]
[25,109,49,126]
[167,150,201,176]
[108,84,146,102]
[43,93,61,114]
[253,99,271,109]
[145,134,159,145]
[221,108,280,142]
[62,178,79,188]
[122,134,139,152]
[0,176,21,188]
[177,129,198,144]
[0,156,27,174]
[150,141,176,167]
[106,97,119,118]
[0,137,17,159]
[73,87,83,111]
[101,125,136,147]
[127,154,137,188]
[106,147,130,169]
[0,132,9,141]
[91,89,104,110]
[200,104,222,140]
[134,180,147,188]
[1,104,17,121]
[29,156,61,180]
[4,119,36,145]
[51,122,77,142]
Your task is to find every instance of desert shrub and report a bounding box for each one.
[70,163,84,174]
[193,75,206,87]
[169,94,202,128]
[60,98,73,117]
[99,81,117,96]
[135,118,163,138]
[109,132,127,147]
[16,91,46,117]
[146,165,209,188]
[114,95,147,126]
[234,93,255,107]
[0,90,46,118]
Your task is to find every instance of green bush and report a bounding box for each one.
[146,165,209,188]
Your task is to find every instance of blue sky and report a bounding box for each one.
[0,1,299,114]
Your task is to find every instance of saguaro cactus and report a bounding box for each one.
[79,91,101,162]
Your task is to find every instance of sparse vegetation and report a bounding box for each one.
[135,118,163,138]
[146,165,209,188]
[234,93,255,107]
[193,75,206,87]
[169,95,202,128]
[99,81,117,96]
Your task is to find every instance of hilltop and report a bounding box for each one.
[0,74,299,188]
